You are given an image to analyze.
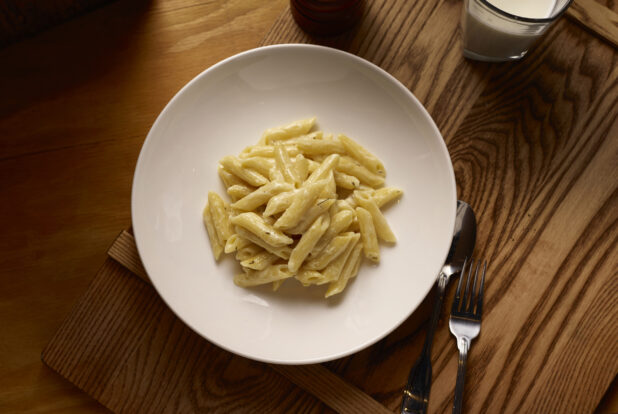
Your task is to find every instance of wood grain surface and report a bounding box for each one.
[0,1,286,412]
[567,0,618,47]
[2,0,617,412]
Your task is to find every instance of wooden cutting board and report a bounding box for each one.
[42,0,618,413]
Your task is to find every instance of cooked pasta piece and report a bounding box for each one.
[263,190,296,217]
[325,241,363,298]
[203,203,223,260]
[288,213,330,273]
[239,144,300,159]
[305,232,356,270]
[336,156,385,187]
[295,137,346,155]
[310,209,354,257]
[293,154,310,183]
[235,244,263,261]
[231,212,293,247]
[354,191,396,243]
[286,198,336,235]
[320,233,360,284]
[234,264,294,287]
[333,170,361,190]
[234,226,292,260]
[295,268,325,286]
[208,192,233,243]
[274,179,330,230]
[220,155,269,187]
[240,251,278,270]
[231,181,293,211]
[272,279,285,291]
[261,117,316,144]
[218,165,246,189]
[305,154,339,184]
[373,187,404,207]
[224,233,252,254]
[274,142,302,186]
[226,184,253,201]
[338,133,386,177]
[241,156,275,177]
[356,207,379,262]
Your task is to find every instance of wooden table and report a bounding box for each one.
[1,0,616,413]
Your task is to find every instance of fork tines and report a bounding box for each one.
[452,258,487,318]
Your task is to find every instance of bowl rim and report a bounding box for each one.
[131,43,457,364]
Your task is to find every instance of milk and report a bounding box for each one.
[487,0,556,19]
[462,0,559,61]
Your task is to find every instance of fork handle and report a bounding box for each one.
[452,337,469,414]
[400,272,450,414]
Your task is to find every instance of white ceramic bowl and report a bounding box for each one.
[132,44,456,364]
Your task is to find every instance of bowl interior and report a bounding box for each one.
[132,44,456,364]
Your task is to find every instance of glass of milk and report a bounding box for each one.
[461,0,573,61]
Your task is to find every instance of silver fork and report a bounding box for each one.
[449,258,487,414]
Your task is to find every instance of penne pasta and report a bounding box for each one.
[231,212,294,247]
[261,117,316,144]
[239,144,300,159]
[240,250,279,270]
[295,136,346,155]
[274,179,329,230]
[333,199,355,213]
[203,118,402,296]
[354,191,396,243]
[234,264,294,287]
[286,198,336,235]
[224,233,252,254]
[208,192,233,243]
[203,203,223,260]
[356,207,380,262]
[293,154,310,183]
[232,180,293,211]
[336,156,385,187]
[235,244,263,262]
[322,170,337,199]
[319,233,360,284]
[325,240,363,298]
[333,170,361,190]
[218,165,246,189]
[288,213,330,273]
[305,232,356,270]
[305,154,339,184]
[283,131,323,145]
[274,142,302,186]
[338,133,386,177]
[226,184,253,201]
[272,279,285,291]
[295,268,325,286]
[241,156,276,177]
[234,226,292,260]
[220,155,269,187]
[344,192,358,209]
[268,165,286,182]
[263,190,296,217]
[311,209,355,257]
[373,187,404,207]
[307,158,320,174]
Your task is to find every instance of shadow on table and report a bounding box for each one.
[0,0,153,118]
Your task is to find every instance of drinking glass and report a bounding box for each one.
[461,0,573,62]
